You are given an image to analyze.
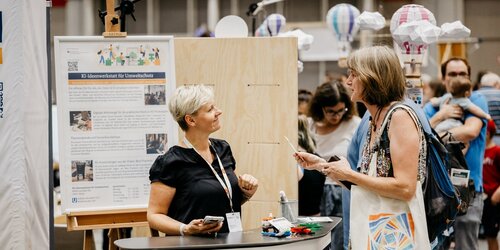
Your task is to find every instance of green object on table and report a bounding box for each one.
[297,223,322,231]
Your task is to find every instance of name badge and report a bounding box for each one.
[226,212,243,232]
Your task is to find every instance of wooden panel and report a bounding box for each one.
[174,37,298,230]
[438,42,467,63]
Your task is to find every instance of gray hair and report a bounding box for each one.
[481,73,500,87]
[169,85,214,131]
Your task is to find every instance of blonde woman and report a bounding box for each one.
[148,85,258,235]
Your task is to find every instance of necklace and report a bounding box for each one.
[371,106,383,133]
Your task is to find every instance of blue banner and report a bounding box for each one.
[68,72,166,80]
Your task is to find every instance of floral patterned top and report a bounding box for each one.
[359,105,427,181]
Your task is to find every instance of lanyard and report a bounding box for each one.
[183,137,234,212]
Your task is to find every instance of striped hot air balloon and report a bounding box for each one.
[326,3,360,66]
[326,4,360,42]
[390,4,436,54]
[266,14,286,36]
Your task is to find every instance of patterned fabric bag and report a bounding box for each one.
[350,104,431,249]
[350,181,430,249]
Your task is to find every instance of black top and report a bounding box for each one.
[149,138,242,233]
[298,169,325,216]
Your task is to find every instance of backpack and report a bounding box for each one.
[391,104,460,242]
[439,132,476,215]
[422,130,461,241]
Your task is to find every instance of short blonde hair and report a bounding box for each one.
[169,85,214,131]
[347,46,405,107]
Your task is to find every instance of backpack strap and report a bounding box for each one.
[376,103,428,180]
[379,103,421,133]
[376,103,424,147]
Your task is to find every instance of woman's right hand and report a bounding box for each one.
[183,219,223,235]
[293,152,326,171]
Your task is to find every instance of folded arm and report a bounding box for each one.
[447,116,483,143]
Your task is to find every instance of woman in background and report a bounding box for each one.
[307,81,360,249]
[298,89,313,115]
[297,115,325,216]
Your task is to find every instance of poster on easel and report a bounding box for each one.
[54,36,177,213]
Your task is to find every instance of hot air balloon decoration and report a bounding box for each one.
[326,3,360,67]
[266,14,286,36]
[390,4,437,56]
[390,4,438,106]
[255,14,286,37]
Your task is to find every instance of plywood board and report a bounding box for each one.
[175,37,298,229]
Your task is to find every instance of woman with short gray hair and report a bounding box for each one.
[147,84,258,236]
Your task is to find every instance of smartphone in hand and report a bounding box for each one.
[203,216,224,224]
[328,156,340,162]
[328,155,354,190]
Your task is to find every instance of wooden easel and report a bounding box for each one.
[65,2,140,249]
[102,0,127,37]
[66,208,148,250]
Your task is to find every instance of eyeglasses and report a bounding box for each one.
[447,71,468,78]
[323,107,348,117]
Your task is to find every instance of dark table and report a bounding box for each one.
[114,217,340,249]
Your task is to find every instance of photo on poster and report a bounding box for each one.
[71,160,93,182]
[146,133,168,154]
[69,111,92,132]
[144,85,166,105]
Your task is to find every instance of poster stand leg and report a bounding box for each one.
[65,209,148,249]
[83,230,95,250]
[108,228,120,250]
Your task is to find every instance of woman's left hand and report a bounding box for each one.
[321,156,352,182]
[238,174,258,199]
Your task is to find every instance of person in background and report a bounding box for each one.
[307,80,360,249]
[482,119,500,250]
[421,73,432,104]
[474,70,491,91]
[326,70,367,117]
[296,46,429,249]
[298,89,313,115]
[423,77,447,105]
[429,77,491,134]
[477,72,500,145]
[147,85,258,235]
[296,115,325,216]
[424,57,488,250]
[324,71,347,85]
